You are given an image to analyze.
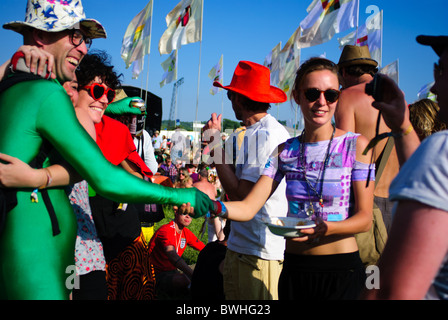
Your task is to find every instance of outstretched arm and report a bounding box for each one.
[216,175,279,222]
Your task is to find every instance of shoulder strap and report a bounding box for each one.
[375,136,395,187]
[30,140,60,236]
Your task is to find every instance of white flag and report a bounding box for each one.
[298,0,359,48]
[208,55,223,95]
[417,82,436,101]
[158,0,203,55]
[121,1,153,74]
[380,60,399,85]
[338,10,382,65]
[160,50,178,88]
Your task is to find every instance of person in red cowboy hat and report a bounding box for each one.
[202,60,290,300]
[362,35,448,300]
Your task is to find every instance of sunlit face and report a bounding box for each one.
[431,49,448,125]
[42,30,89,83]
[76,76,110,124]
[176,212,192,227]
[296,70,340,128]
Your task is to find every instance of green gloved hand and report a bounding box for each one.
[172,187,215,218]
[105,97,146,116]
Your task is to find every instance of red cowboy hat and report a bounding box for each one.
[213,61,287,103]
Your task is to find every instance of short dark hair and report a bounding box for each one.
[237,93,271,113]
[76,50,123,90]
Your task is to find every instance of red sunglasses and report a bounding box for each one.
[82,83,116,103]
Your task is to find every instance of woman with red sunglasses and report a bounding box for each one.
[210,58,375,300]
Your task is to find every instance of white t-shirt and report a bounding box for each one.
[134,130,158,174]
[226,114,290,260]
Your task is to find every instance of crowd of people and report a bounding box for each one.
[0,0,447,301]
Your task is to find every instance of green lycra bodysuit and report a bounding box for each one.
[0,78,212,299]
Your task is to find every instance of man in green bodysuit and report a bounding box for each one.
[0,0,212,300]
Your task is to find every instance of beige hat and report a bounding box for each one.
[338,45,378,68]
[3,0,106,39]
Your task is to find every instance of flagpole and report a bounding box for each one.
[143,0,154,105]
[380,10,383,67]
[221,54,224,131]
[195,0,204,123]
[144,55,150,104]
[355,0,360,45]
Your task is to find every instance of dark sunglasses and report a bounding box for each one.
[304,88,340,103]
[82,83,116,103]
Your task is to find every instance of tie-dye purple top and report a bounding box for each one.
[263,132,374,222]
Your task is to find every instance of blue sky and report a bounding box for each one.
[0,0,446,125]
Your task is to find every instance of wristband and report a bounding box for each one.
[393,124,414,137]
[38,168,52,189]
[214,200,228,218]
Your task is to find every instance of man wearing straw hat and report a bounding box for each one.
[202,61,290,300]
[335,45,399,234]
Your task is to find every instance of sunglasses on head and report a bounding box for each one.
[82,83,116,103]
[304,88,340,103]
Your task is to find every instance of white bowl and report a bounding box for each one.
[264,217,316,238]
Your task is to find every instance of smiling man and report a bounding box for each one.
[0,0,106,299]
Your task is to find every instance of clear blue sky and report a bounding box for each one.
[0,0,446,125]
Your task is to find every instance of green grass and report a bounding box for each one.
[154,205,208,265]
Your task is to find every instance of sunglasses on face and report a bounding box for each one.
[69,29,92,50]
[82,83,116,103]
[303,88,340,103]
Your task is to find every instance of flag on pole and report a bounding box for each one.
[208,55,223,95]
[298,0,359,48]
[264,42,282,86]
[338,10,382,65]
[121,0,153,76]
[279,27,301,68]
[160,50,178,88]
[276,27,302,100]
[158,0,203,55]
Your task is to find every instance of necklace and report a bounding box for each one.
[299,123,335,217]
[173,221,183,254]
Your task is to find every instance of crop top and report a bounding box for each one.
[263,132,374,222]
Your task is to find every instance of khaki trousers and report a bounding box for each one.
[223,249,283,300]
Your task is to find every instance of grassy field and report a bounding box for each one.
[154,205,208,265]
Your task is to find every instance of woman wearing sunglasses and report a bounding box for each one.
[210,57,375,300]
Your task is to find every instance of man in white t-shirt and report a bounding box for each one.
[202,61,290,300]
[152,130,162,150]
